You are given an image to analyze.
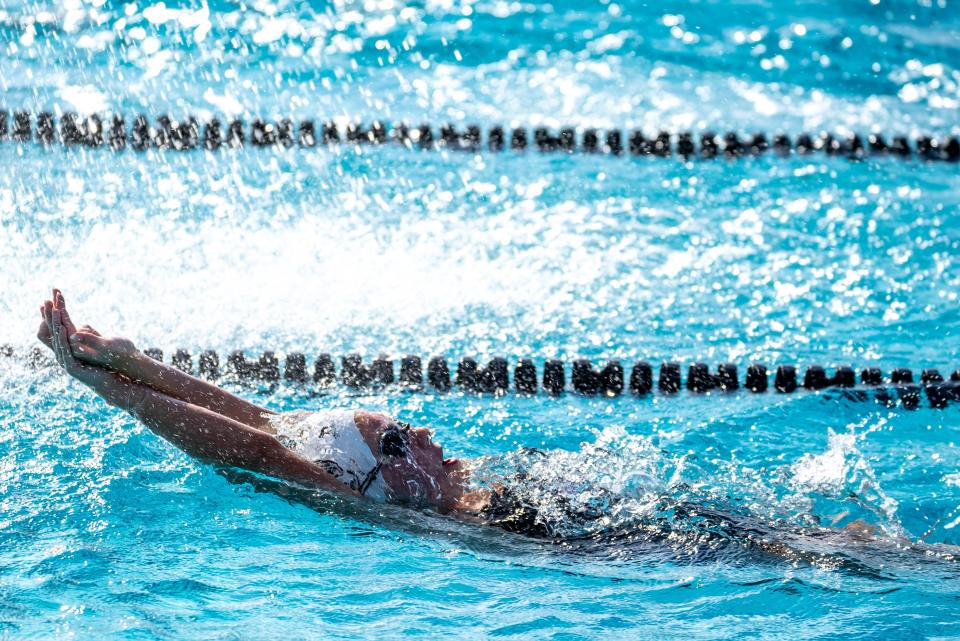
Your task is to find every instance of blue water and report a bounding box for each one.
[2,0,960,638]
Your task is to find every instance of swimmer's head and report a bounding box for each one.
[378,425,463,511]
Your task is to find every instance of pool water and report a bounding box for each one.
[2,0,960,638]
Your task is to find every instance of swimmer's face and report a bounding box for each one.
[380,427,454,510]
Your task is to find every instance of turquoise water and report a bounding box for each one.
[2,0,960,638]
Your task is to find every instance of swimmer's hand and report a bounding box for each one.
[37,290,138,371]
[41,290,142,407]
[66,329,137,371]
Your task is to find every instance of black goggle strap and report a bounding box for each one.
[358,459,384,496]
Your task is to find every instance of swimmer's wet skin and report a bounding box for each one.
[38,289,487,512]
[36,289,960,568]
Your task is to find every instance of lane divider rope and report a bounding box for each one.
[6,345,959,409]
[2,110,959,161]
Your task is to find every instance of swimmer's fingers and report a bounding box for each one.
[56,321,72,368]
[50,302,77,371]
[52,289,78,337]
[50,307,67,367]
[37,307,54,351]
[56,311,75,368]
[52,291,99,373]
[42,300,53,337]
[79,324,101,337]
[43,300,63,365]
[43,301,62,365]
[53,311,86,376]
[37,322,53,351]
[46,303,73,371]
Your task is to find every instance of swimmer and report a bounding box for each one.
[37,289,493,516]
[36,290,960,567]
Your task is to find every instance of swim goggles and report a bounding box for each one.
[379,421,412,457]
[357,421,412,495]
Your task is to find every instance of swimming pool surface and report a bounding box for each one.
[2,0,960,638]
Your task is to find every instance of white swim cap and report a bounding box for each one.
[270,409,387,500]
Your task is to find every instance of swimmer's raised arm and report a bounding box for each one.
[41,294,347,494]
[131,389,347,492]
[37,290,276,433]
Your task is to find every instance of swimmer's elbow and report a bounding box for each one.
[123,384,158,418]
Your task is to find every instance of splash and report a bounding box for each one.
[467,426,680,538]
[460,424,946,573]
[788,427,903,536]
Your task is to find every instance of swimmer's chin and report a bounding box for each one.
[441,457,470,495]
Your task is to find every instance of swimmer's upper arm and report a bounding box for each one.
[131,389,354,495]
